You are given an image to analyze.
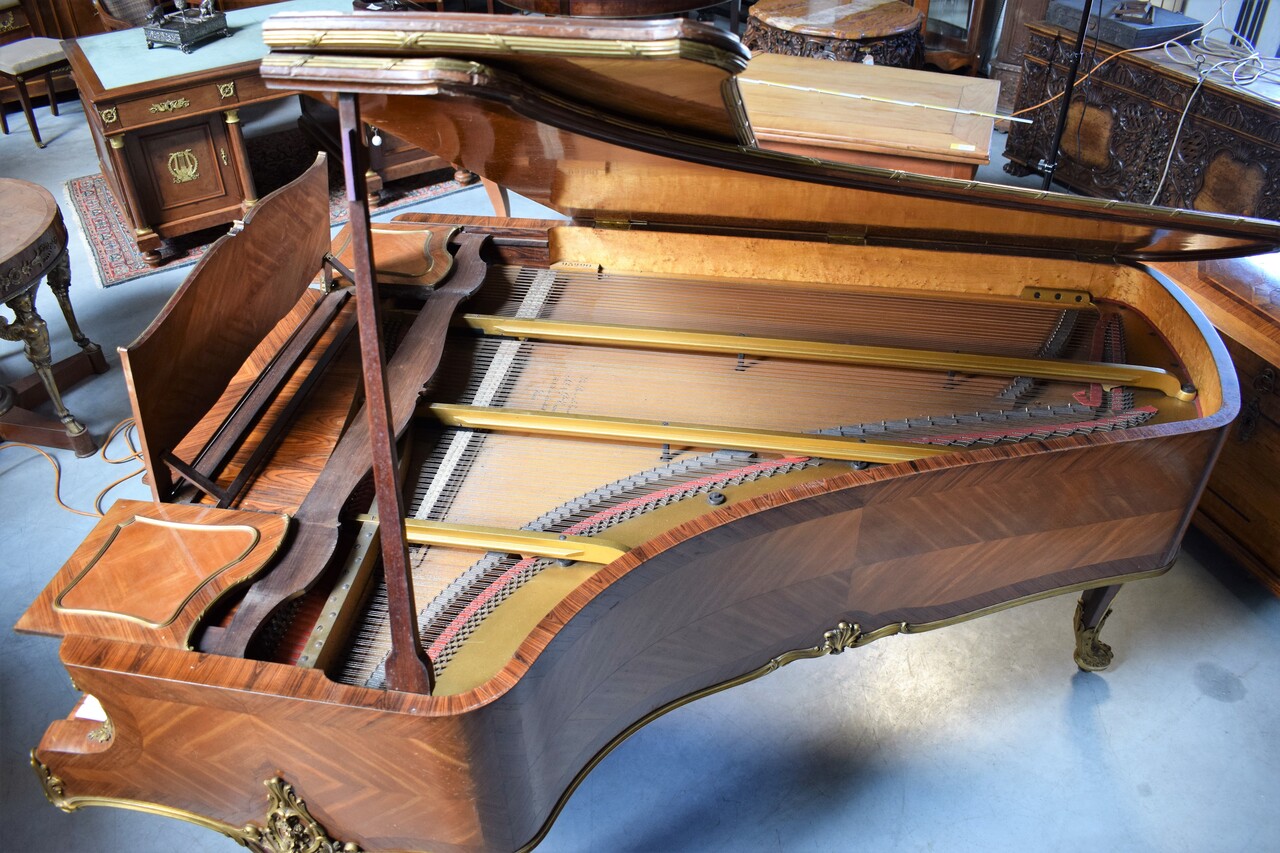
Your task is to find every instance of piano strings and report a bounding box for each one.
[263,262,1191,694]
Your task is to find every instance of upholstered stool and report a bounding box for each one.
[0,37,69,148]
[0,179,108,456]
[743,0,925,68]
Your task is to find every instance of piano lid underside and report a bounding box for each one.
[257,263,1200,694]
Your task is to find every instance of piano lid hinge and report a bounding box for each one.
[594,218,646,231]
[827,229,867,245]
[1019,286,1094,307]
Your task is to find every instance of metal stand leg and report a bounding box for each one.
[1073,584,1121,671]
[0,290,88,443]
[45,253,102,360]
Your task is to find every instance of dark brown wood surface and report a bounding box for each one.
[1004,22,1280,220]
[258,15,1280,261]
[209,232,494,660]
[37,421,1227,852]
[1154,256,1280,595]
[18,14,1268,852]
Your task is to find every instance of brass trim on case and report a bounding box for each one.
[31,756,361,853]
[98,107,118,125]
[148,97,190,114]
[52,515,263,629]
[514,564,1171,852]
[217,81,236,99]
[263,29,749,74]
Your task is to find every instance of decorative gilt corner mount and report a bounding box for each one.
[30,754,359,853]
[240,778,361,853]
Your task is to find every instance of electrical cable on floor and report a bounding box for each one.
[0,418,143,518]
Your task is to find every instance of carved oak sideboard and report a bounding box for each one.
[1004,21,1280,220]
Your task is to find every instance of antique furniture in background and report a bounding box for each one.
[744,0,926,67]
[742,51,1000,178]
[296,96,463,206]
[0,0,100,125]
[1154,254,1280,596]
[0,36,67,145]
[90,0,164,30]
[18,12,1280,851]
[987,0,1049,121]
[63,0,345,267]
[65,0,468,266]
[0,179,107,456]
[920,0,997,72]
[1004,21,1280,219]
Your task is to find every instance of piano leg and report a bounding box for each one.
[1073,585,1121,671]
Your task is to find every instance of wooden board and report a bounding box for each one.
[741,52,999,178]
[16,500,289,649]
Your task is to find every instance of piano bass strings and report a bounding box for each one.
[264,261,1198,694]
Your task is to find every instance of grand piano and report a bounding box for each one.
[16,13,1280,853]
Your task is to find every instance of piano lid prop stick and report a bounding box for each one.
[338,91,436,696]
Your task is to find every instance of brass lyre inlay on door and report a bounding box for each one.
[168,149,200,184]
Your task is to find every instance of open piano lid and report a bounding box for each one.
[261,12,1280,262]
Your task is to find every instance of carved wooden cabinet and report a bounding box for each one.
[1154,255,1280,596]
[1005,22,1280,220]
[987,0,1049,119]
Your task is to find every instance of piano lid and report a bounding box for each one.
[261,13,1280,262]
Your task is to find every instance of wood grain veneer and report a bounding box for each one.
[20,14,1271,853]
[121,155,330,501]
[17,501,289,649]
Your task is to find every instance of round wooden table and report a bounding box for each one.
[743,0,925,68]
[0,179,108,456]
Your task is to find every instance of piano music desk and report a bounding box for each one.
[741,52,999,180]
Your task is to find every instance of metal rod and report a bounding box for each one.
[462,315,1195,401]
[338,91,435,695]
[357,516,629,564]
[1040,0,1097,190]
[429,404,954,465]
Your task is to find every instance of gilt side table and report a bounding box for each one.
[0,178,108,456]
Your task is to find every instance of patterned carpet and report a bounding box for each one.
[63,129,467,287]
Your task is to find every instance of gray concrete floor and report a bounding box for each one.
[1,92,1277,853]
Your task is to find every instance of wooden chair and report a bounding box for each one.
[0,38,68,148]
[90,0,165,30]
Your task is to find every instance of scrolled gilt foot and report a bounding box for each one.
[1073,599,1114,671]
